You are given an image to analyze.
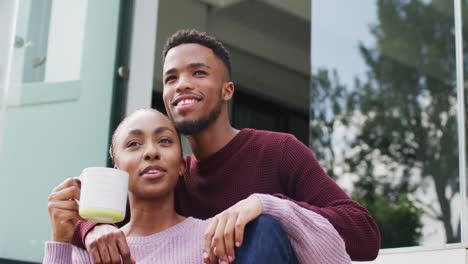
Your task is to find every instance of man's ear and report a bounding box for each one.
[222,81,234,101]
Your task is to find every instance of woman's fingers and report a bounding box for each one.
[212,214,229,263]
[51,177,80,193]
[96,241,112,264]
[85,226,133,264]
[49,179,81,202]
[50,208,80,222]
[234,213,247,248]
[116,236,134,264]
[223,213,238,262]
[48,200,79,214]
[203,196,265,264]
[203,217,218,263]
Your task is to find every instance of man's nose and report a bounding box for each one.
[175,75,193,93]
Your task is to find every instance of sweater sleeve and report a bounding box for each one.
[43,241,92,264]
[253,194,351,264]
[71,220,98,248]
[276,135,381,261]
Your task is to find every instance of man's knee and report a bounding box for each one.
[245,215,290,246]
[235,215,297,263]
[253,215,281,230]
[245,215,284,242]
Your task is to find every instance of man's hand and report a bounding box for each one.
[203,195,263,264]
[48,178,82,243]
[85,224,135,264]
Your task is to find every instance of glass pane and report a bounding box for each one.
[11,0,87,84]
[152,0,311,147]
[462,0,468,244]
[0,1,16,111]
[311,0,459,248]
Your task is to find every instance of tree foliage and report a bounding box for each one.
[311,0,463,246]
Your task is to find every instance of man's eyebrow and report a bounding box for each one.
[164,68,177,76]
[187,62,211,70]
[164,63,211,76]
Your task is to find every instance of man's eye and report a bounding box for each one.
[194,70,206,76]
[165,76,176,84]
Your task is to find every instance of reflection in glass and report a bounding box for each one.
[461,0,468,245]
[12,0,87,84]
[311,0,459,248]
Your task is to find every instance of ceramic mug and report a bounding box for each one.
[78,167,128,223]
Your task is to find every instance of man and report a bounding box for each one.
[73,29,380,263]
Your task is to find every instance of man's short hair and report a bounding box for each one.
[162,29,232,79]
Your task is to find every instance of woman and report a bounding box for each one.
[45,109,351,264]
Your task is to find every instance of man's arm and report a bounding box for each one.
[277,135,381,261]
[71,220,99,248]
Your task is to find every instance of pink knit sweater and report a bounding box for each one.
[44,194,351,264]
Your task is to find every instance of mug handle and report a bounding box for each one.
[73,176,82,206]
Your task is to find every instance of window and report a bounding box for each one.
[311,0,461,248]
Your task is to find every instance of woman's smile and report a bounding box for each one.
[140,164,167,180]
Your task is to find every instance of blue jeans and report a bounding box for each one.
[234,215,298,264]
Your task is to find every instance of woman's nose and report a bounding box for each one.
[144,144,160,160]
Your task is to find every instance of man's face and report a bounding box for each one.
[162,43,231,135]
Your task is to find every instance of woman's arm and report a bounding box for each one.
[253,193,352,264]
[203,194,351,264]
[43,242,92,264]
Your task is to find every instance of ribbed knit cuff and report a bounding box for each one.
[252,193,288,218]
[43,241,73,264]
[251,193,352,264]
[72,220,99,248]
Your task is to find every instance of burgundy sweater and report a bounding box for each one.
[73,128,380,261]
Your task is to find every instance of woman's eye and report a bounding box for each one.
[159,138,173,145]
[127,141,141,148]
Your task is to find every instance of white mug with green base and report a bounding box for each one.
[78,167,128,223]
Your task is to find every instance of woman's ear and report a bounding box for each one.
[179,159,187,177]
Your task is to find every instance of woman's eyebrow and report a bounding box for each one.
[126,127,174,136]
[154,126,175,135]
[128,129,143,136]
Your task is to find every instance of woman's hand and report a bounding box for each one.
[47,177,82,243]
[85,224,135,264]
[203,195,263,264]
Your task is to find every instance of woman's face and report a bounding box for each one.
[112,110,185,199]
